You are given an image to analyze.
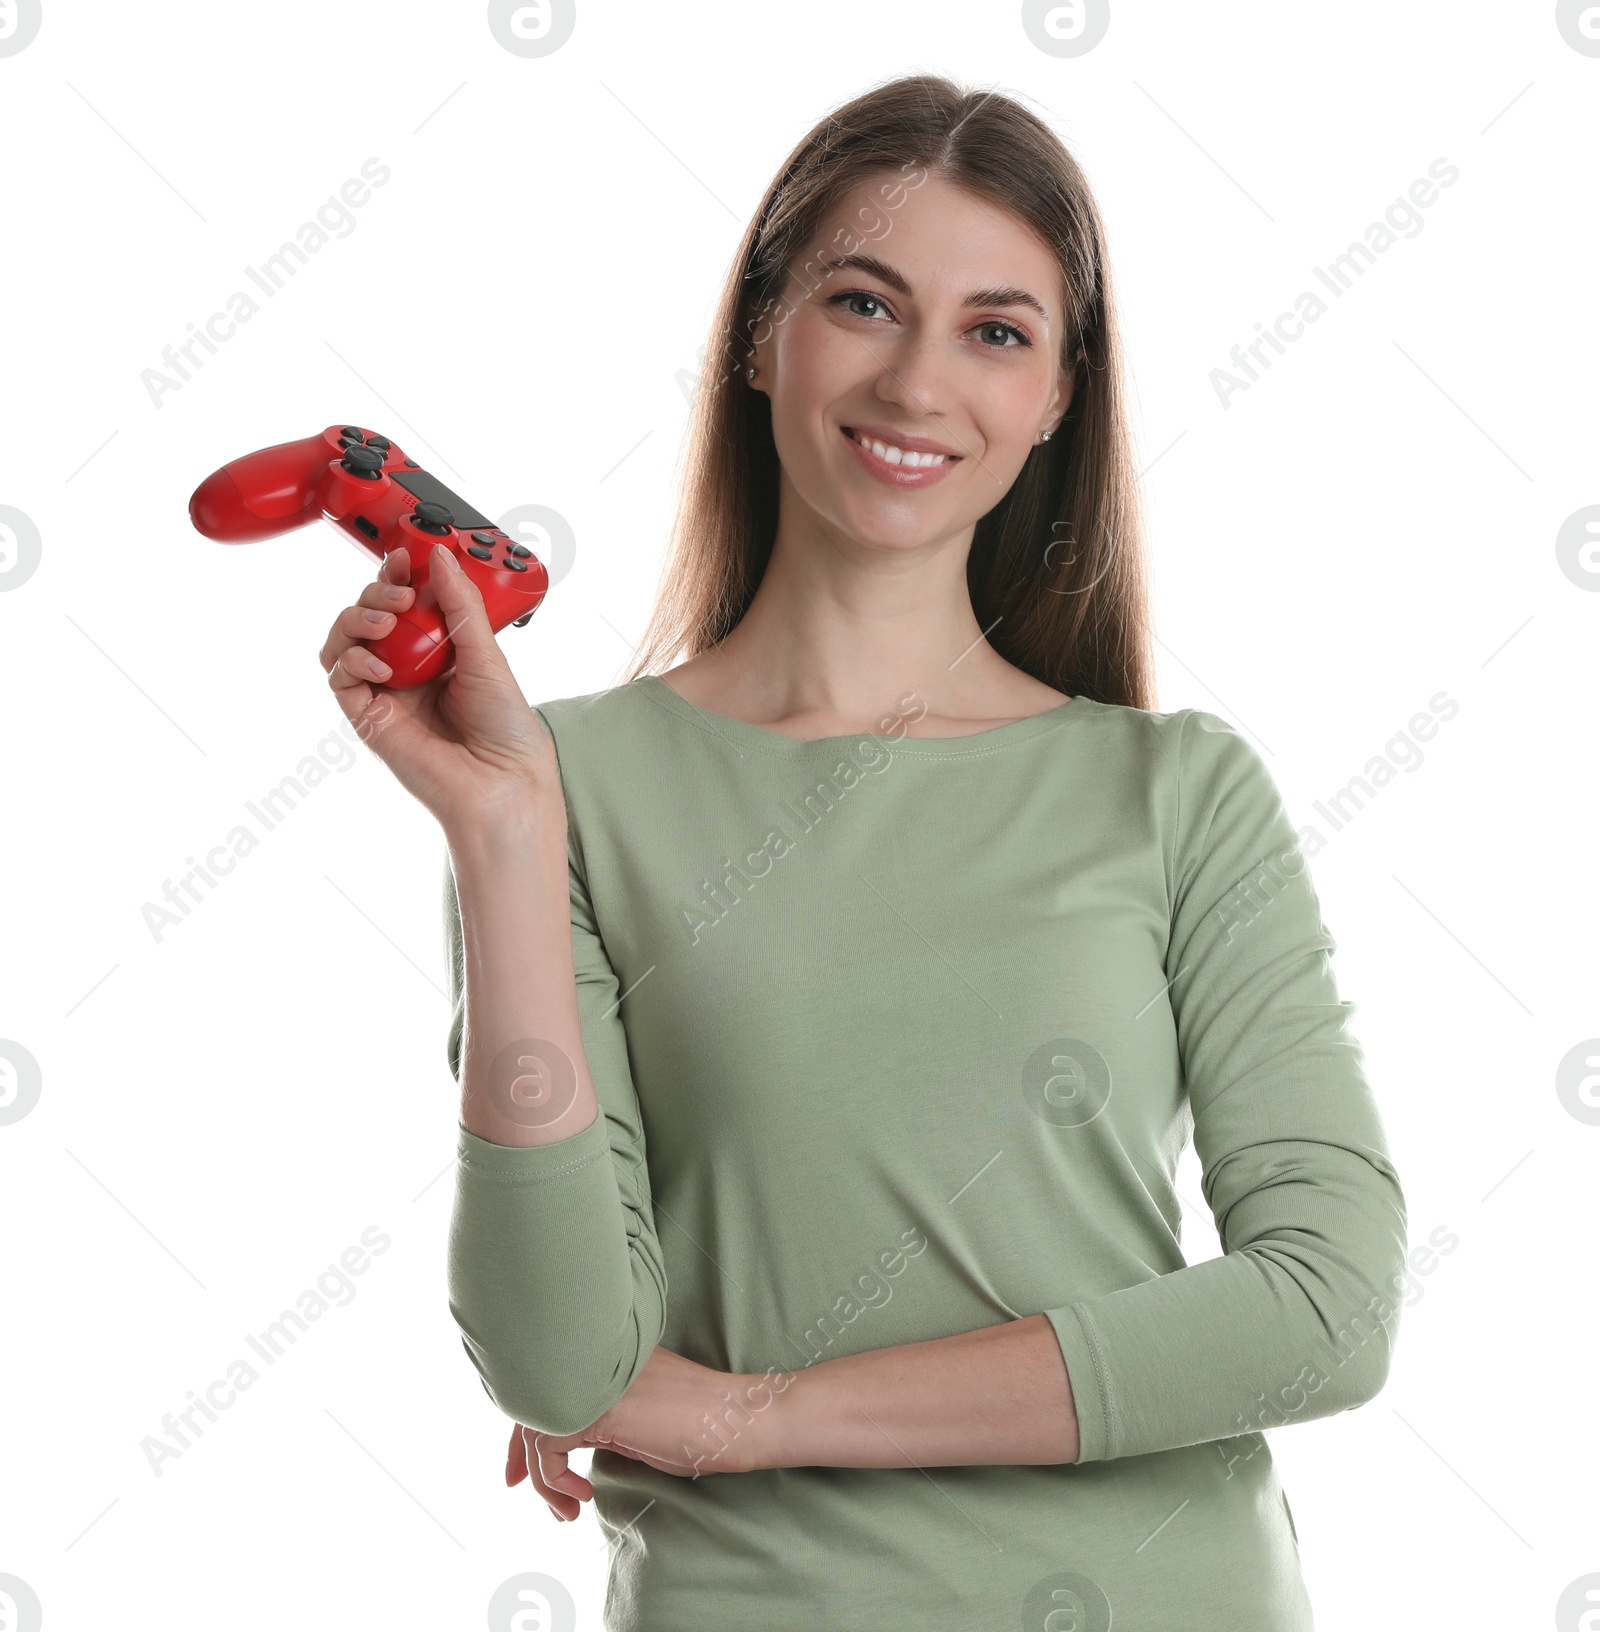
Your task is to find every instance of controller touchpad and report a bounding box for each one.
[391,467,493,531]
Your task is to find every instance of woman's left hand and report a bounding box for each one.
[505,1347,782,1520]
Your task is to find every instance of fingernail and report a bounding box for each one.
[434,544,458,571]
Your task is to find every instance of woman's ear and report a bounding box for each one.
[1047,349,1082,428]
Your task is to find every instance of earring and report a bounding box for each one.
[747,366,757,380]
[1040,430,1053,442]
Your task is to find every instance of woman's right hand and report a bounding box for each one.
[319,541,563,838]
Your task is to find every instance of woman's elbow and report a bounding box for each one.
[458,1334,637,1435]
[481,1370,623,1437]
[1311,1247,1407,1414]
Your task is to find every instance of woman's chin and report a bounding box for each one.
[843,507,971,554]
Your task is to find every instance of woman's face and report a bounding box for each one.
[749,168,1076,557]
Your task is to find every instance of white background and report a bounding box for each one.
[2,1,1596,1628]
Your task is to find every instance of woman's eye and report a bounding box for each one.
[830,292,1031,350]
[975,321,1029,349]
[835,292,890,320]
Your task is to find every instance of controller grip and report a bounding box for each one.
[189,433,333,541]
[366,601,452,688]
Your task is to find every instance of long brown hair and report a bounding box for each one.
[623,73,1156,711]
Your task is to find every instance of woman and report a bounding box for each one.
[322,74,1406,1632]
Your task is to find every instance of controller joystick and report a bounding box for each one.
[341,444,386,479]
[410,501,454,535]
[188,424,549,687]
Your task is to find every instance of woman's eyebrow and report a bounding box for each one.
[817,253,1049,322]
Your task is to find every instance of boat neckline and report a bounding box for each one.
[637,674,1092,756]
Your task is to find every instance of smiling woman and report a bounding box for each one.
[627,94,1149,717]
[308,69,1404,1632]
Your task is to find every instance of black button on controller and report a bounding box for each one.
[506,543,532,559]
[470,531,495,545]
[365,435,392,451]
[341,425,362,439]
[504,558,528,573]
[467,545,493,561]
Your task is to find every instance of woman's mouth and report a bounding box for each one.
[841,425,961,488]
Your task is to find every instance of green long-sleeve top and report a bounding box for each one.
[445,675,1407,1631]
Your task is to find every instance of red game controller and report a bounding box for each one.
[189,424,549,687]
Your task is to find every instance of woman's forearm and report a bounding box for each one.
[447,805,601,1149]
[753,1314,1081,1470]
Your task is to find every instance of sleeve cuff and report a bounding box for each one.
[455,1108,611,1183]
[1044,1302,1114,1463]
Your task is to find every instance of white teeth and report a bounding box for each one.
[853,431,947,468]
